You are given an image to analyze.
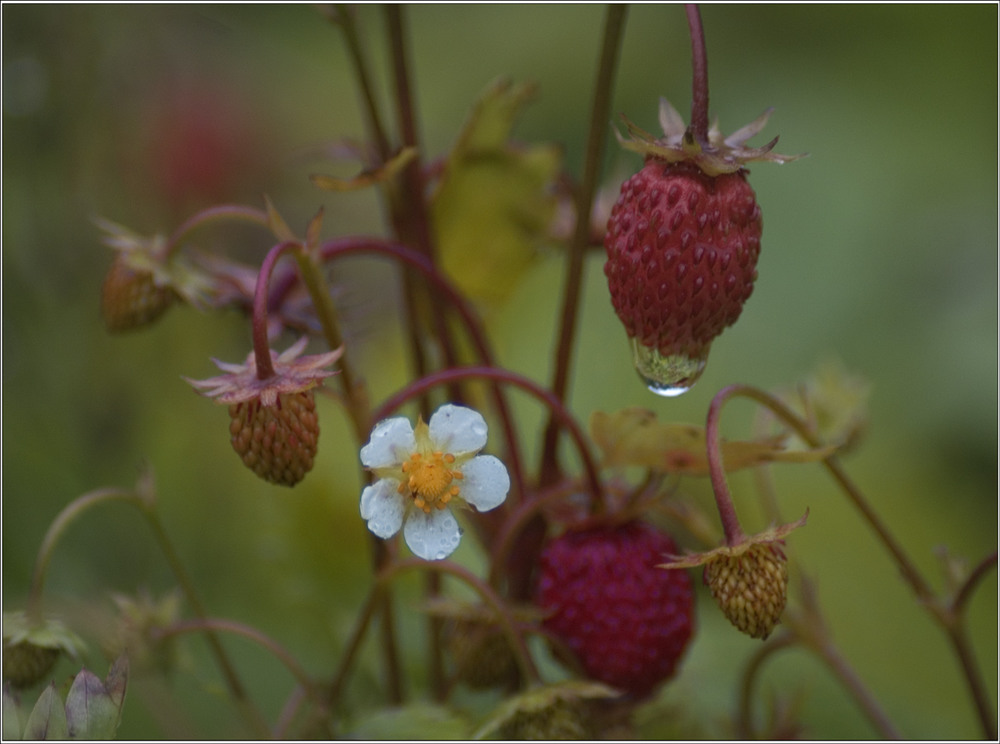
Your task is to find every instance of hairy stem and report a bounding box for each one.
[540,3,627,484]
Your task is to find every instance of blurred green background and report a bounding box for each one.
[3,4,996,739]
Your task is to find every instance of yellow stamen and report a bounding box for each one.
[400,450,463,513]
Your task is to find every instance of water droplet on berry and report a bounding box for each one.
[630,339,708,397]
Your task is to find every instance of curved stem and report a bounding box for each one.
[140,506,271,737]
[540,3,627,483]
[27,483,269,737]
[28,488,140,618]
[716,383,998,738]
[952,549,997,615]
[166,204,269,253]
[155,618,325,712]
[373,365,603,508]
[252,241,301,380]
[947,549,998,739]
[714,384,934,600]
[684,4,710,145]
[736,632,797,738]
[705,387,749,545]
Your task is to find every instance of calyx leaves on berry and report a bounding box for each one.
[615,97,806,176]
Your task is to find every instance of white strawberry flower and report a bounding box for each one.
[359,404,510,561]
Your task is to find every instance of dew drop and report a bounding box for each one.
[630,338,709,397]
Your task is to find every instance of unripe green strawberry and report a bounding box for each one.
[229,390,319,487]
[101,257,176,333]
[704,542,788,640]
[605,99,802,394]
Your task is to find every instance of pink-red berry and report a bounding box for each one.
[536,521,694,699]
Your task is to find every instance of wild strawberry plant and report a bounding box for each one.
[4,5,996,740]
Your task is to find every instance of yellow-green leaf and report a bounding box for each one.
[431,78,562,306]
[589,408,837,475]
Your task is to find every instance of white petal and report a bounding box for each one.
[428,404,488,455]
[458,455,510,513]
[360,417,416,469]
[403,508,463,561]
[360,479,406,539]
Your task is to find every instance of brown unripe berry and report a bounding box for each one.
[704,543,788,640]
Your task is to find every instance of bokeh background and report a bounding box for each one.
[3,4,996,739]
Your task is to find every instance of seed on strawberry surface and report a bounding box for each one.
[536,521,694,699]
[229,391,319,487]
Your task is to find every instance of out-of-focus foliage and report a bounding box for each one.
[3,4,996,739]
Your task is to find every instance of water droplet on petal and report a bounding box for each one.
[630,338,708,397]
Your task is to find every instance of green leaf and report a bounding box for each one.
[431,78,562,306]
[589,408,836,475]
[22,684,68,741]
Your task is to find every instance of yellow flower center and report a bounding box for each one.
[399,451,463,513]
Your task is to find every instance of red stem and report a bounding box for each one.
[685,4,710,145]
[252,241,300,379]
[706,385,749,545]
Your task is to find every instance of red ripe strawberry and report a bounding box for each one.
[535,521,694,699]
[604,99,802,395]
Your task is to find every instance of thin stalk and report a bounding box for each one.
[251,241,301,380]
[28,484,268,736]
[141,507,271,737]
[684,4,710,144]
[705,388,751,545]
[540,4,628,483]
[714,383,996,738]
[289,246,368,441]
[155,618,324,710]
[166,204,269,253]
[330,4,391,159]
[713,384,933,600]
[736,632,798,738]
[28,488,140,619]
